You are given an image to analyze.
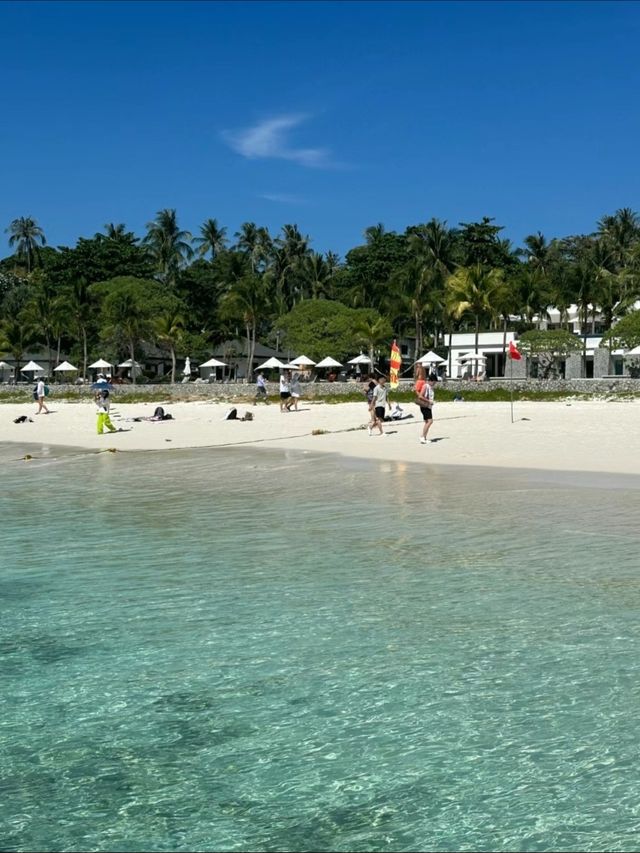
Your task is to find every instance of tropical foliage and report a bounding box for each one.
[1,208,640,380]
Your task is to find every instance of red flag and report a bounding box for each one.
[508,341,522,360]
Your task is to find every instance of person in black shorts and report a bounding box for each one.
[417,374,436,444]
[368,375,389,436]
[279,370,292,412]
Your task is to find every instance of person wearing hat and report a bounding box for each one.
[95,389,117,434]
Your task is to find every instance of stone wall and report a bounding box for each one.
[21,376,640,400]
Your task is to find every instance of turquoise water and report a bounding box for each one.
[1,443,640,852]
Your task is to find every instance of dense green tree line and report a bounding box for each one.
[1,207,640,378]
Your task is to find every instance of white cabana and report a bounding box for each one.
[418,350,445,365]
[88,358,112,369]
[256,357,285,370]
[316,357,343,368]
[624,346,640,357]
[200,357,227,368]
[118,358,142,378]
[54,361,78,373]
[0,361,13,371]
[22,360,44,373]
[290,355,316,366]
[347,354,372,365]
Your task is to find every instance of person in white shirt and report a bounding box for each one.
[368,376,389,436]
[35,377,49,415]
[254,372,269,405]
[95,390,117,434]
[417,374,437,444]
[279,371,291,412]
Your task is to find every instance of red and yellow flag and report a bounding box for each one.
[389,340,402,389]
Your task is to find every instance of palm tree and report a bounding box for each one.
[353,314,393,369]
[446,265,505,354]
[517,267,550,327]
[194,218,228,261]
[24,280,57,373]
[364,223,386,245]
[219,275,269,378]
[408,218,457,278]
[597,208,640,270]
[143,209,193,287]
[154,308,185,383]
[300,252,333,299]
[5,217,46,273]
[66,278,94,379]
[0,317,37,376]
[522,232,551,272]
[103,291,152,368]
[392,258,437,356]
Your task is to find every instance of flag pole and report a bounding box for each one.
[510,353,514,424]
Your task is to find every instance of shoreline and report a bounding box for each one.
[2,398,640,480]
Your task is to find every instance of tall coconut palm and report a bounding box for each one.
[219,275,269,377]
[408,218,457,278]
[24,280,57,372]
[0,317,37,375]
[194,218,228,261]
[522,231,551,272]
[154,308,185,383]
[392,259,438,356]
[353,314,393,369]
[364,223,386,245]
[446,265,505,354]
[66,278,94,379]
[300,252,333,299]
[5,216,46,273]
[143,209,193,287]
[597,208,640,270]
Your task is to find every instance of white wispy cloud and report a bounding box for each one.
[223,114,331,168]
[259,192,307,204]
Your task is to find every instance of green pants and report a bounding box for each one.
[97,412,116,434]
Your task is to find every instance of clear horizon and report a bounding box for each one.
[1,0,639,257]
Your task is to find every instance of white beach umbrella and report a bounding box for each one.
[459,352,487,362]
[256,357,285,370]
[347,354,372,365]
[54,361,78,372]
[22,360,44,373]
[200,357,227,368]
[281,362,302,370]
[624,346,640,357]
[290,355,316,366]
[316,357,343,368]
[418,350,445,365]
[0,361,13,370]
[89,358,112,369]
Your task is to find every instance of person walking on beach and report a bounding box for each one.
[34,376,49,414]
[279,370,292,412]
[95,389,117,434]
[365,379,376,419]
[255,371,269,405]
[287,373,302,411]
[417,374,437,444]
[368,375,389,436]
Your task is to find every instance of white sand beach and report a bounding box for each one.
[1,397,640,476]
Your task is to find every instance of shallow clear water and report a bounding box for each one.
[1,442,640,852]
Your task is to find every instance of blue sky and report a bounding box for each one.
[1,0,639,257]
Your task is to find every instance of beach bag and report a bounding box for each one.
[32,386,38,401]
[243,411,253,421]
